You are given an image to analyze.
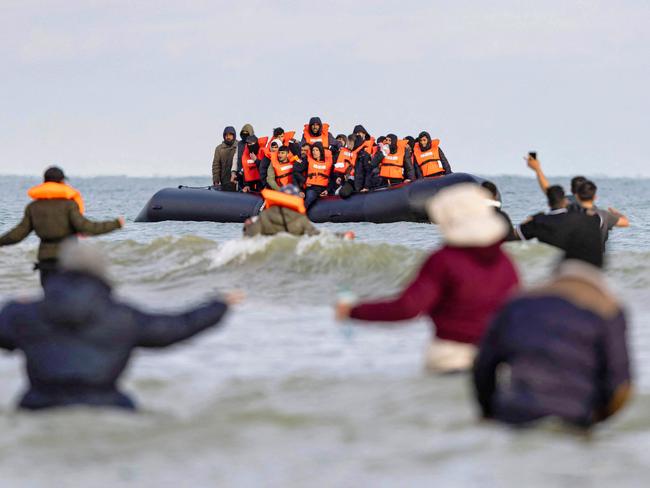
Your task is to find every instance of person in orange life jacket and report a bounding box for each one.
[259,145,299,190]
[300,116,338,158]
[271,127,300,156]
[293,142,333,209]
[335,134,347,148]
[332,134,373,198]
[0,166,124,286]
[236,135,269,193]
[413,131,452,179]
[230,123,255,189]
[370,133,415,188]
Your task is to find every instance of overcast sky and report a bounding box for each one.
[1,0,648,178]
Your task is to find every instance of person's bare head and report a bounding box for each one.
[278,146,289,162]
[576,180,597,203]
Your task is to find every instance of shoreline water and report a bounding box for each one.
[0,175,648,486]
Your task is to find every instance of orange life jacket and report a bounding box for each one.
[302,123,330,147]
[266,131,296,149]
[334,148,356,175]
[27,182,85,214]
[261,188,306,215]
[242,136,269,182]
[306,150,333,187]
[379,140,408,180]
[413,139,444,177]
[271,153,297,187]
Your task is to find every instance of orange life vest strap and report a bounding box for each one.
[262,188,306,215]
[27,182,85,214]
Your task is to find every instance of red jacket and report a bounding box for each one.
[350,244,519,344]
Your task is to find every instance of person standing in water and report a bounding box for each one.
[473,230,631,429]
[336,184,519,372]
[0,240,241,411]
[0,166,124,286]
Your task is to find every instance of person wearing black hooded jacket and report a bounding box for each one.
[370,133,415,188]
[412,131,452,179]
[212,126,237,190]
[300,117,339,160]
[0,241,238,411]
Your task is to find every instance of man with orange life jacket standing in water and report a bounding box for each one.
[0,166,124,286]
[234,135,269,193]
[413,131,452,179]
[293,142,334,208]
[370,133,415,188]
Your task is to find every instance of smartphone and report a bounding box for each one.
[528,151,537,159]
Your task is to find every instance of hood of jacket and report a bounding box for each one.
[310,141,326,160]
[223,126,236,146]
[417,131,432,151]
[386,134,398,154]
[308,117,322,136]
[40,271,112,329]
[240,123,255,139]
[353,125,369,139]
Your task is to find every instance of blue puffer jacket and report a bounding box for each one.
[473,261,631,428]
[0,272,228,410]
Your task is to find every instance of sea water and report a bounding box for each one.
[0,175,649,487]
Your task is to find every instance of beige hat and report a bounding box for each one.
[58,239,110,283]
[427,183,508,247]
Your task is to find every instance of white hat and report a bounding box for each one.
[271,138,282,147]
[427,183,508,247]
[58,239,110,283]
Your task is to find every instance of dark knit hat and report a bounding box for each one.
[44,166,65,182]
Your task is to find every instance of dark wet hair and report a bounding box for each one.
[273,127,284,138]
[577,180,597,201]
[44,166,65,182]
[481,181,498,199]
[570,176,587,194]
[546,185,566,209]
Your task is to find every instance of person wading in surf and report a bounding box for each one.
[0,240,242,411]
[0,166,124,286]
[336,184,519,372]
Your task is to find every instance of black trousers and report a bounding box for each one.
[35,259,59,288]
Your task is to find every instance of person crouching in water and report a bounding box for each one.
[370,133,415,188]
[336,184,519,372]
[0,240,241,411]
[473,230,631,429]
[243,185,319,237]
[293,142,333,209]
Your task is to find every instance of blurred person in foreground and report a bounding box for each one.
[0,166,124,286]
[473,229,631,429]
[336,184,519,372]
[0,240,241,411]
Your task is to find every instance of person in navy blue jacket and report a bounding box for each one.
[473,233,632,429]
[0,240,241,411]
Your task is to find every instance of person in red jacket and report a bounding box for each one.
[336,184,520,372]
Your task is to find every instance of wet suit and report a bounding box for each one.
[0,271,228,410]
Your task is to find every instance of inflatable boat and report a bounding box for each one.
[135,172,486,224]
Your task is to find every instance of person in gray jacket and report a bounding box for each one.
[212,126,237,191]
